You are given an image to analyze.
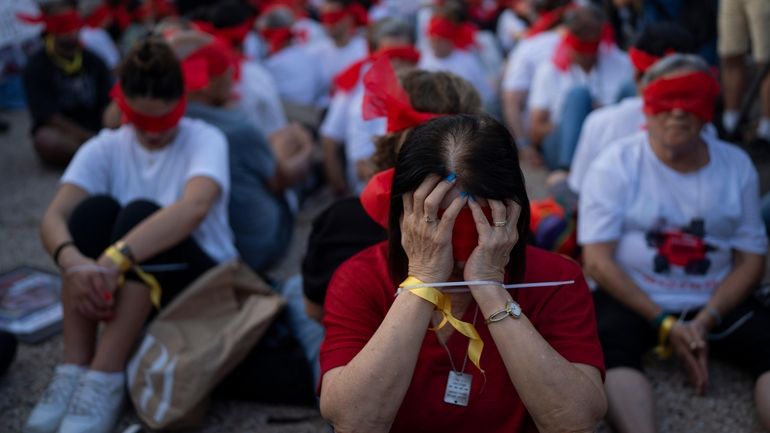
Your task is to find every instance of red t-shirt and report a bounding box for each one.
[320,242,604,433]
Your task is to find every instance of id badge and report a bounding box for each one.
[444,371,472,406]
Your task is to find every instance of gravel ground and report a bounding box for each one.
[0,109,767,432]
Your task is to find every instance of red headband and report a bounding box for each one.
[362,56,443,132]
[17,10,84,35]
[334,45,420,93]
[180,41,233,92]
[628,47,675,74]
[260,27,295,55]
[320,3,368,27]
[85,3,131,30]
[552,26,614,71]
[361,168,493,262]
[427,16,476,50]
[526,2,575,37]
[194,19,255,48]
[110,84,186,132]
[642,71,720,122]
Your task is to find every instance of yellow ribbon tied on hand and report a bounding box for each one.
[400,276,484,373]
[104,244,163,309]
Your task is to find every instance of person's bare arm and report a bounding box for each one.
[102,101,122,129]
[268,126,314,192]
[502,89,528,142]
[529,108,554,148]
[321,136,349,196]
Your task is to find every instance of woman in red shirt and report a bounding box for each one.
[319,114,607,433]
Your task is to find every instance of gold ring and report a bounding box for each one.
[493,220,506,227]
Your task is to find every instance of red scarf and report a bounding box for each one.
[427,16,476,50]
[361,168,494,262]
[17,10,84,35]
[362,56,443,133]
[111,84,186,132]
[642,71,720,122]
[334,45,420,93]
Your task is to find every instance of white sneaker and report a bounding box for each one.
[57,370,125,433]
[24,364,86,433]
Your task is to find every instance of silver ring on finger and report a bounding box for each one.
[493,220,507,227]
[425,215,436,224]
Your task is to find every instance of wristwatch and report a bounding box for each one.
[486,300,522,324]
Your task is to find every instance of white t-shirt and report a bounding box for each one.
[568,96,645,193]
[496,9,528,54]
[418,49,495,105]
[265,44,325,107]
[502,31,561,92]
[234,60,288,137]
[309,35,368,96]
[528,46,633,123]
[61,119,238,264]
[578,131,768,311]
[79,27,120,70]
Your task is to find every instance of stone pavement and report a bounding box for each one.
[0,109,766,432]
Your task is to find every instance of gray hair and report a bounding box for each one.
[371,18,415,45]
[642,54,712,87]
[261,6,295,29]
[564,4,606,37]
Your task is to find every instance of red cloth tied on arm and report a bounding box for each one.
[260,27,295,55]
[17,10,84,35]
[362,56,443,132]
[334,45,420,93]
[320,2,368,27]
[110,84,186,132]
[642,71,721,122]
[427,16,476,50]
[361,167,494,262]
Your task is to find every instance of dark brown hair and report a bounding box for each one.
[119,38,184,101]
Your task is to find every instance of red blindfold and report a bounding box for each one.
[111,84,186,133]
[628,47,675,74]
[180,40,233,92]
[260,27,295,55]
[362,56,443,132]
[427,16,476,50]
[361,168,493,262]
[17,10,84,35]
[195,19,254,47]
[642,71,720,122]
[321,3,368,27]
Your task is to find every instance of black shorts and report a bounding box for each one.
[593,289,770,378]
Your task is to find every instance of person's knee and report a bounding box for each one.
[33,128,74,166]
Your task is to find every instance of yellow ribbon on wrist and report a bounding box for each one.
[400,276,485,373]
[654,315,676,359]
[103,244,162,309]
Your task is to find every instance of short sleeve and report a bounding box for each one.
[567,109,604,193]
[578,147,630,245]
[320,91,349,141]
[320,249,390,376]
[731,161,769,254]
[527,258,605,378]
[502,44,529,91]
[185,123,231,195]
[60,133,110,194]
[527,62,554,111]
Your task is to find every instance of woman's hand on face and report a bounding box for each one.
[670,321,709,395]
[464,198,522,283]
[401,175,467,283]
[63,255,116,321]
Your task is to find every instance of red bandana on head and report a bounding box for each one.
[552,25,614,71]
[110,84,186,132]
[361,168,494,262]
[642,71,721,122]
[320,2,368,27]
[84,2,131,30]
[427,16,476,50]
[362,56,443,133]
[526,2,575,37]
[260,27,295,55]
[17,10,84,35]
[334,45,420,93]
[628,47,675,74]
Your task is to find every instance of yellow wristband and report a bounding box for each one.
[399,276,485,373]
[654,315,676,359]
[104,245,132,273]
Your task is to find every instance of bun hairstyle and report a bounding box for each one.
[119,37,184,101]
[371,69,483,172]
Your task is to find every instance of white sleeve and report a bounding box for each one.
[61,133,110,194]
[730,161,769,254]
[502,44,529,91]
[242,64,288,136]
[186,124,230,196]
[347,118,384,162]
[578,149,630,245]
[527,62,553,111]
[568,109,603,193]
[320,92,349,141]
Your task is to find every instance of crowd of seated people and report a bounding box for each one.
[0,0,767,432]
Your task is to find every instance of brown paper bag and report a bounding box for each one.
[126,261,285,429]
